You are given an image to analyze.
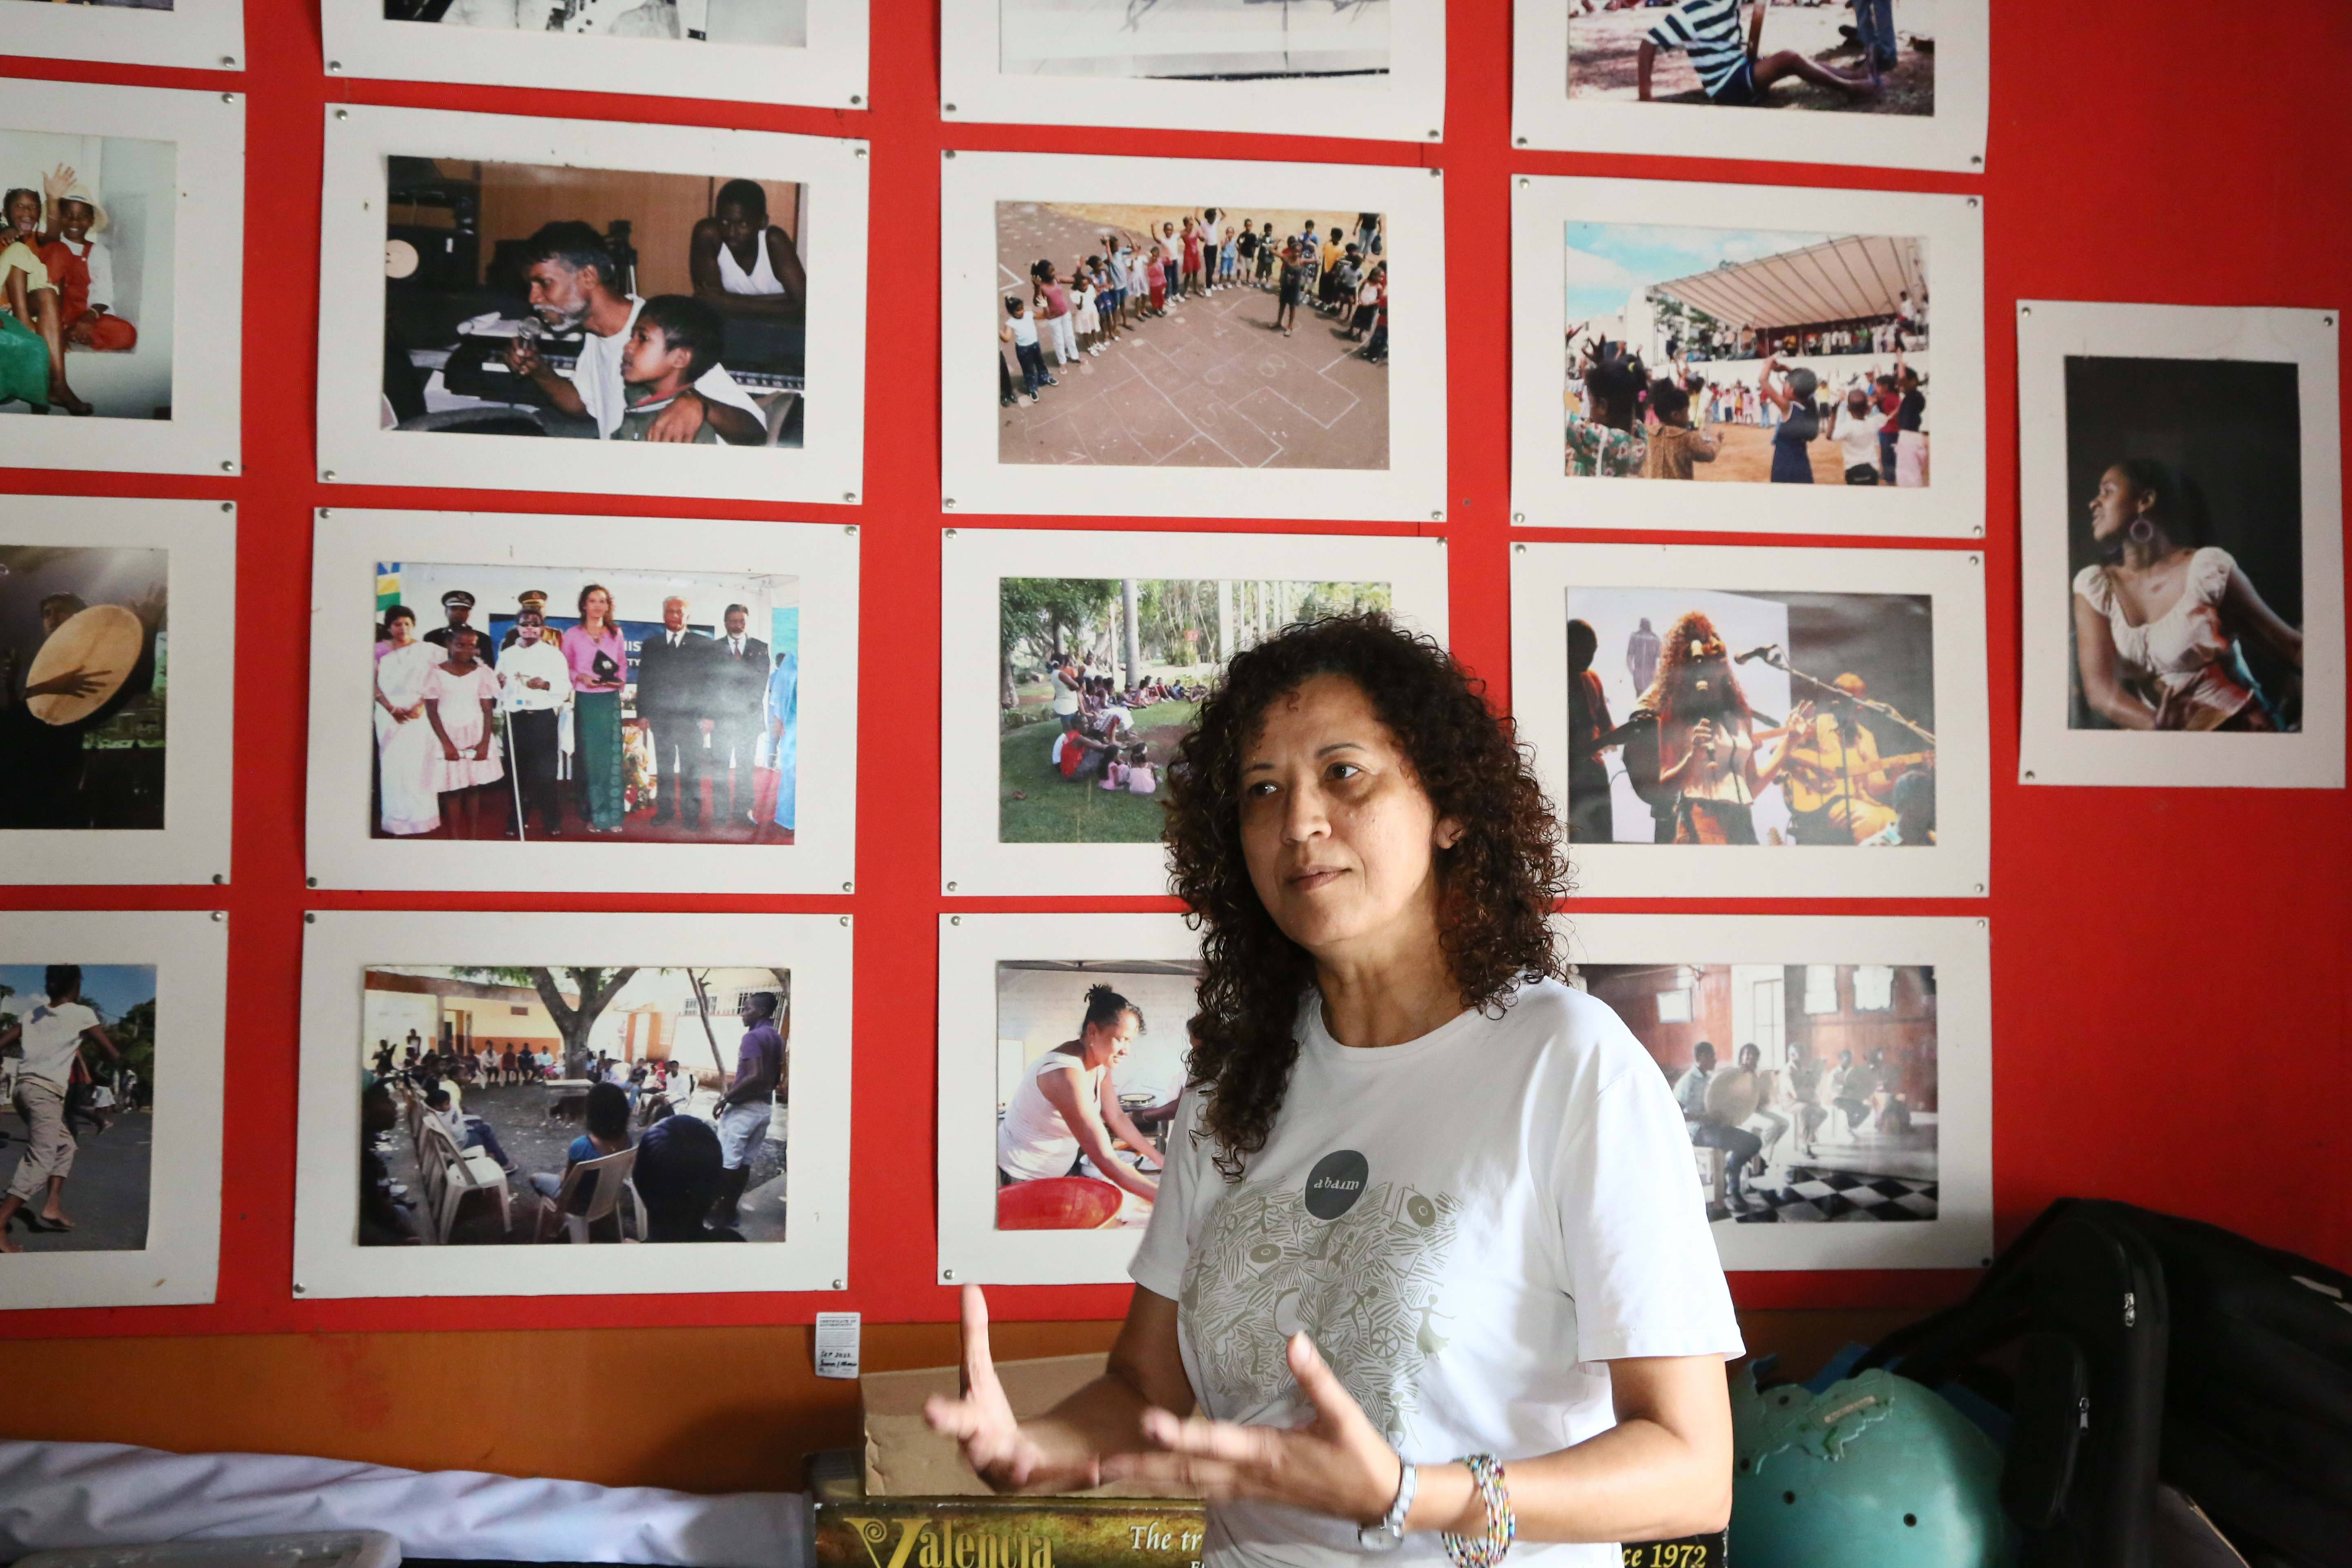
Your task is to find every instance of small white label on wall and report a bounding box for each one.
[815,1312,861,1379]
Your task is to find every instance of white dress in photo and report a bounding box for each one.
[375,641,443,837]
[420,662,507,793]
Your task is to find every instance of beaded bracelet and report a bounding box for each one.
[1441,1454,1514,1568]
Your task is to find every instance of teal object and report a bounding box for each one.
[1730,1365,2017,1568]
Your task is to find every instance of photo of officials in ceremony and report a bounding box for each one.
[382,159,808,446]
[1563,585,1936,846]
[358,963,791,1246]
[1579,960,1939,1226]
[0,962,156,1255]
[2,130,176,421]
[368,559,798,845]
[0,542,167,833]
[990,960,1194,1233]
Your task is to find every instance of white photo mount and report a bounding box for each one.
[316,105,868,507]
[319,0,865,109]
[2,910,228,1310]
[305,507,858,894]
[2016,301,2343,789]
[1512,540,1989,898]
[0,0,245,74]
[1511,0,1988,173]
[295,909,852,1299]
[940,0,1444,143]
[0,80,243,478]
[941,151,1447,521]
[942,526,1450,897]
[0,499,236,886]
[1557,912,1992,1272]
[936,911,1200,1287]
[1510,175,1984,539]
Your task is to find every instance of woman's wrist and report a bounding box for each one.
[1401,1461,1480,1534]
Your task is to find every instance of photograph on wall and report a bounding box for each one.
[1,961,159,1256]
[992,201,1388,470]
[359,962,793,1246]
[943,528,1448,897]
[1562,913,1989,1270]
[2017,303,2343,791]
[0,543,169,833]
[364,560,800,847]
[1513,541,1988,899]
[383,159,807,449]
[998,575,1388,845]
[1511,0,1985,171]
[1511,177,1982,537]
[0,3,245,85]
[297,911,850,1297]
[382,0,803,47]
[944,152,1445,520]
[1000,0,1386,82]
[307,509,855,896]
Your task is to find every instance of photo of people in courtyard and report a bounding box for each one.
[0,962,156,1254]
[991,959,1195,1232]
[368,560,797,845]
[998,575,1388,842]
[0,543,167,832]
[993,201,1388,468]
[359,964,792,1246]
[1561,221,1930,486]
[999,0,1389,82]
[383,0,806,48]
[1579,960,1938,1225]
[1568,0,1935,117]
[383,159,807,445]
[1,130,176,421]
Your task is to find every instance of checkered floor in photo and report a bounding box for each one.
[1722,1166,1940,1224]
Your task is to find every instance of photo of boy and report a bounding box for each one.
[612,295,727,444]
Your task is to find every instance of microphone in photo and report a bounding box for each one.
[1732,644,1782,665]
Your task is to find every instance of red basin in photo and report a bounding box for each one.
[996,1175,1125,1230]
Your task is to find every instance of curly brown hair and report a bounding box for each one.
[1163,613,1570,1178]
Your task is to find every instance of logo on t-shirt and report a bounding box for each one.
[1303,1149,1369,1219]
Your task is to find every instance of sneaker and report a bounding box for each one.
[1044,375,1060,387]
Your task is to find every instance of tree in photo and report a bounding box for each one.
[452,966,639,1079]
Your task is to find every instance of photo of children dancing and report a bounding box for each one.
[1580,961,1938,1225]
[1566,585,1936,846]
[993,202,1387,469]
[1568,0,1935,118]
[2,135,174,421]
[2062,355,2305,735]
[0,963,157,1255]
[1562,221,1929,486]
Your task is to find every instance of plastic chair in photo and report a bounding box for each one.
[418,1118,513,1245]
[996,1175,1125,1231]
[542,1144,646,1244]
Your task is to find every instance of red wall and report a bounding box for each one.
[1,0,2347,1359]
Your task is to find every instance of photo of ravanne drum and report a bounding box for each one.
[0,962,158,1255]
[1568,0,1936,118]
[382,158,808,446]
[359,963,793,1245]
[0,543,168,833]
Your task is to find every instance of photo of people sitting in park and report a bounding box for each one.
[2061,354,2305,737]
[383,0,805,47]
[999,0,1388,82]
[1,962,157,1255]
[992,960,1195,1232]
[359,963,791,1246]
[1564,585,1936,847]
[1580,960,1938,1225]
[382,159,807,445]
[1562,221,1929,486]
[0,543,167,832]
[1568,0,1934,116]
[1,130,175,421]
[999,575,1388,842]
[993,202,1387,468]
[368,560,797,845]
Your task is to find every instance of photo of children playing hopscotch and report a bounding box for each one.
[994,201,1388,470]
[998,575,1388,842]
[1568,0,1936,118]
[1562,220,1930,487]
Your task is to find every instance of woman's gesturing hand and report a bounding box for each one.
[1102,1332,1402,1526]
[922,1284,1090,1493]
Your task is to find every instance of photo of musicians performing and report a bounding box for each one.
[382,160,807,446]
[2,131,176,421]
[1568,0,1935,118]
[0,962,157,1255]
[359,964,791,1245]
[999,0,1389,82]
[1562,221,1929,486]
[2062,354,2305,735]
[991,960,1194,1232]
[0,544,167,832]
[1565,585,1936,846]
[368,560,798,845]
[1579,960,1939,1225]
[383,0,805,48]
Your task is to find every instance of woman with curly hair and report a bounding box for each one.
[929,615,1740,1563]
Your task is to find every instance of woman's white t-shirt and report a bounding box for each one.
[13,1000,100,1093]
[998,1049,1105,1181]
[1129,979,1741,1568]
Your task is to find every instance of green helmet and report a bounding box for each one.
[1730,1365,2016,1568]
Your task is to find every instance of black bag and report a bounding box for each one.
[1855,1199,2352,1568]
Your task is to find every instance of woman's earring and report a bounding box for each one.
[2127,517,2156,545]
